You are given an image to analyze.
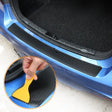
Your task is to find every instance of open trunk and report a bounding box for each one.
[9,0,112,59]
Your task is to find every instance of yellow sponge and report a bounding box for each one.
[12,74,35,103]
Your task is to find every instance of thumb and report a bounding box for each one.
[26,58,42,80]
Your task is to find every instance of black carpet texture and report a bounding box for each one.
[19,0,112,52]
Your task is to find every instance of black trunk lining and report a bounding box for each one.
[8,24,102,77]
[19,0,112,52]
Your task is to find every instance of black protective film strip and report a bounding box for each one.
[5,59,56,106]
[5,59,24,82]
[8,24,102,77]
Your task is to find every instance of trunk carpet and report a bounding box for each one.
[26,0,112,52]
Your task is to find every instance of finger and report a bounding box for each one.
[23,57,33,66]
[26,69,34,79]
[27,58,44,78]
[23,57,33,73]
[26,74,32,79]
[34,75,38,80]
[23,63,31,73]
[37,62,48,71]
[26,71,38,80]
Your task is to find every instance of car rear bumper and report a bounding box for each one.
[0,2,112,99]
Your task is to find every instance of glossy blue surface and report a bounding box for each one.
[5,72,54,108]
[5,74,34,108]
[0,3,112,99]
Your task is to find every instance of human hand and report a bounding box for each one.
[23,56,48,80]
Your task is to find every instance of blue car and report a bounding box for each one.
[0,0,112,99]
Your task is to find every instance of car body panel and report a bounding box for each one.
[0,2,112,99]
[5,72,54,108]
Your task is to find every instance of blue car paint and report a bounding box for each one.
[5,74,34,108]
[5,72,54,108]
[3,5,112,68]
[0,2,112,99]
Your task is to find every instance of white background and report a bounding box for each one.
[0,34,112,112]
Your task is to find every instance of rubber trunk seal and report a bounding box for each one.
[8,24,102,77]
[3,0,112,60]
